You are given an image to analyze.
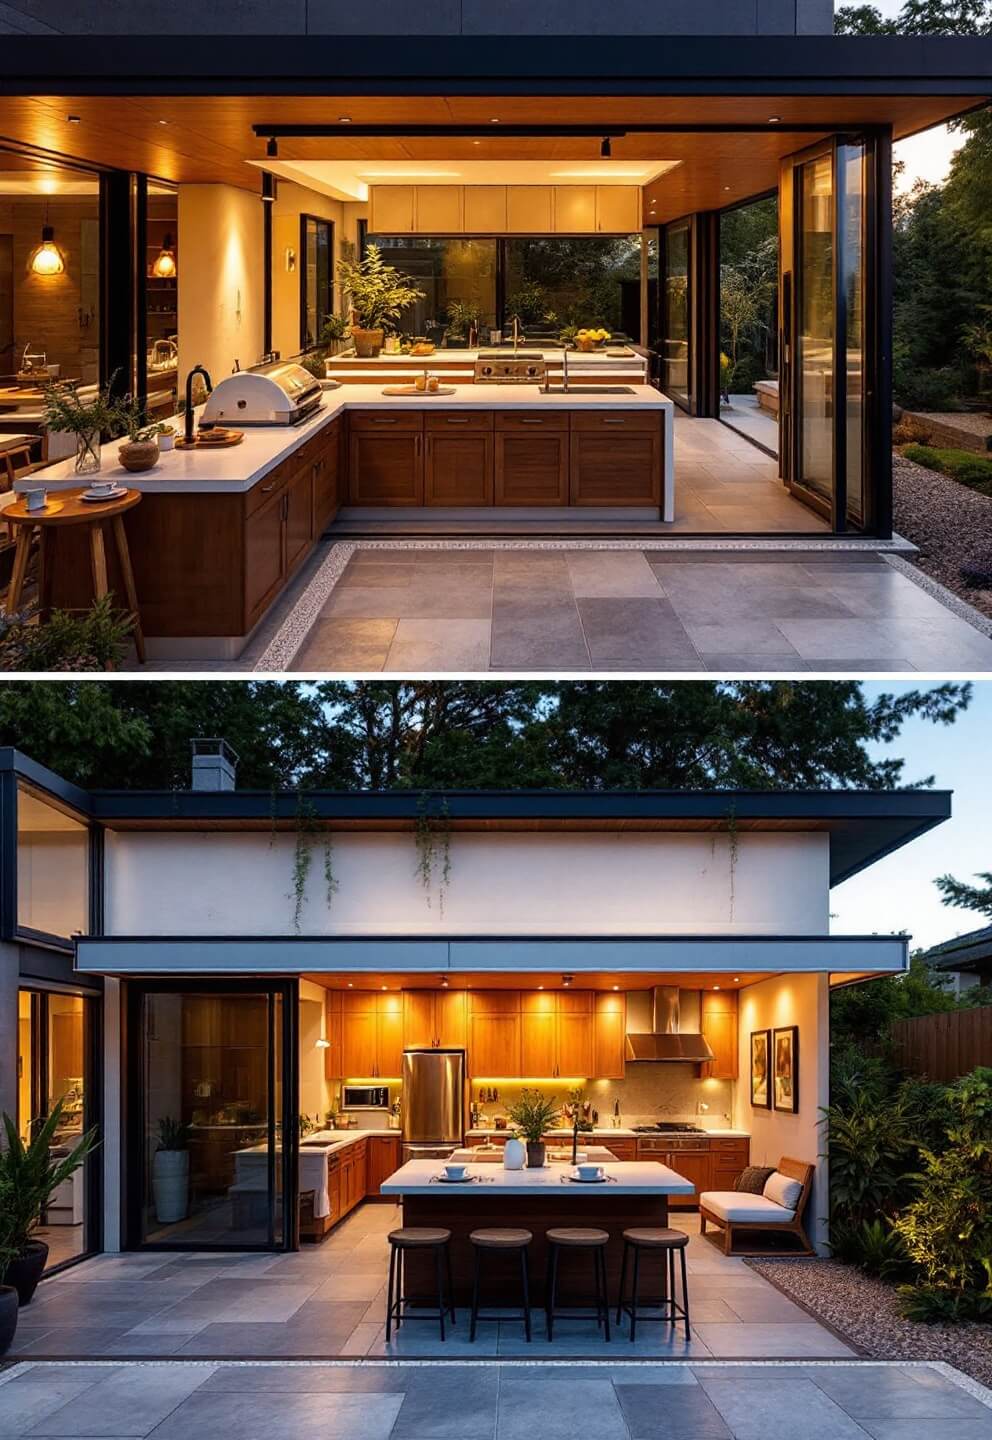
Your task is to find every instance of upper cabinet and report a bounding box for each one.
[700,990,739,1080]
[403,989,468,1050]
[368,185,642,237]
[593,991,626,1080]
[340,991,404,1078]
[468,990,522,1077]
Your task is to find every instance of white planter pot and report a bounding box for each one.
[152,1149,189,1223]
[503,1137,526,1171]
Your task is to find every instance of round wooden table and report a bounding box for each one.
[4,487,145,662]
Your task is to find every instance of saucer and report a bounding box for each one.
[567,1171,606,1184]
[81,485,127,502]
[435,1173,473,1184]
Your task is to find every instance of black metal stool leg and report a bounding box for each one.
[386,1242,397,1342]
[435,1244,446,1341]
[679,1245,690,1342]
[616,1239,628,1326]
[598,1246,610,1342]
[521,1247,532,1342]
[668,1247,676,1329]
[546,1243,560,1341]
[470,1246,482,1342]
[630,1245,641,1343]
[446,1244,456,1324]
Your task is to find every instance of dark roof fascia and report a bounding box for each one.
[86,786,952,887]
[926,923,992,970]
[0,748,92,818]
[0,35,991,97]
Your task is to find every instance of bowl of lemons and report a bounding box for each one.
[574,327,611,352]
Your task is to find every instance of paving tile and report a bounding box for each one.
[154,1280,319,1324]
[324,584,492,620]
[496,1371,627,1440]
[338,561,419,587]
[684,618,801,656]
[606,1365,699,1385]
[197,1364,407,1392]
[11,1330,131,1358]
[702,654,811,672]
[776,616,992,666]
[292,618,397,670]
[690,1322,854,1358]
[614,1382,732,1438]
[384,618,490,671]
[309,1272,386,1303]
[564,550,664,598]
[576,597,700,667]
[490,606,589,670]
[368,1324,499,1358]
[0,1378,113,1440]
[809,1367,992,1418]
[147,1388,404,1440]
[699,1374,869,1439]
[802,658,918,672]
[720,1291,812,1322]
[860,1422,992,1440]
[24,1363,216,1437]
[391,1368,498,1438]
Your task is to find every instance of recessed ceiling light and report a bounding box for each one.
[347,982,353,987]
[473,139,481,146]
[768,115,782,124]
[713,984,721,990]
[612,985,619,991]
[733,976,740,982]
[490,117,500,124]
[158,119,169,126]
[339,115,352,123]
[724,185,731,191]
[266,136,278,158]
[381,984,387,991]
[537,985,544,990]
[66,114,80,124]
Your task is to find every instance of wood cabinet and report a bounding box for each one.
[593,992,627,1080]
[554,185,597,232]
[244,476,287,628]
[414,186,463,233]
[425,412,494,506]
[404,989,468,1049]
[312,417,341,535]
[369,185,414,233]
[348,411,424,505]
[556,991,594,1076]
[324,991,343,1081]
[595,186,642,233]
[635,1136,751,1209]
[666,1150,712,1210]
[506,186,553,233]
[700,991,739,1080]
[464,185,507,233]
[340,992,404,1079]
[468,991,521,1077]
[368,183,640,236]
[337,1137,368,1217]
[285,462,313,576]
[520,991,557,1077]
[366,1135,401,1197]
[603,1138,638,1162]
[569,411,662,506]
[709,1137,750,1192]
[494,412,569,505]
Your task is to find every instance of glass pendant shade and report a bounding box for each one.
[30,225,65,276]
[152,233,177,278]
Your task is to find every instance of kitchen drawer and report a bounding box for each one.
[605,1140,637,1161]
[349,410,424,433]
[244,466,288,518]
[711,1138,749,1153]
[424,410,494,433]
[569,410,661,433]
[494,410,569,433]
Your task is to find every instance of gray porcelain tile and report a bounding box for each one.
[703,654,811,672]
[809,1368,992,1418]
[859,1422,992,1440]
[0,1379,113,1440]
[690,1322,855,1358]
[384,618,490,671]
[699,1375,869,1440]
[614,1383,732,1438]
[24,1363,216,1437]
[576,596,700,667]
[292,618,397,670]
[391,1368,498,1438]
[496,1372,627,1440]
[490,606,589,670]
[196,1365,408,1392]
[144,1388,404,1440]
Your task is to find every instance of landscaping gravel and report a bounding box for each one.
[749,1256,992,1389]
[893,452,992,619]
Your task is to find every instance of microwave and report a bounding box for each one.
[342,1084,390,1110]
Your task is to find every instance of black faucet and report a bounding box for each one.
[183,365,213,445]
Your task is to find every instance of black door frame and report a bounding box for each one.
[299,212,334,351]
[123,977,298,1253]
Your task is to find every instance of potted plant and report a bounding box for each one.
[337,243,425,357]
[319,312,350,357]
[0,1099,99,1305]
[41,379,120,476]
[152,1116,192,1223]
[0,1175,19,1355]
[112,396,166,473]
[507,1090,561,1168]
[444,300,482,349]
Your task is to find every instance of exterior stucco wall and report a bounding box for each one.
[0,0,835,34]
[103,829,831,937]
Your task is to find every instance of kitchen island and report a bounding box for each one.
[380,1157,693,1306]
[17,382,674,658]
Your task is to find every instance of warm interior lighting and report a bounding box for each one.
[338,115,352,123]
[473,1077,588,1084]
[440,976,450,988]
[315,1038,331,1049]
[151,233,177,278]
[713,984,721,990]
[612,985,620,991]
[30,225,65,277]
[66,114,80,124]
[561,974,574,987]
[768,115,782,124]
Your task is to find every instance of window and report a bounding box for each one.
[662,221,691,408]
[17,785,89,940]
[144,181,179,418]
[371,236,496,342]
[301,214,333,351]
[505,236,640,338]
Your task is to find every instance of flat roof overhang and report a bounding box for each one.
[74,933,909,979]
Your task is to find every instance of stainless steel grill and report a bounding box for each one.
[473,356,547,385]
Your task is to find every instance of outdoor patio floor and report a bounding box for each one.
[2,1358,991,1439]
[9,1209,856,1362]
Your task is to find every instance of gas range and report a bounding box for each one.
[632,1123,705,1134]
[633,1123,709,1153]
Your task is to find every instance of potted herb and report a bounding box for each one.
[0,1099,99,1305]
[152,1116,192,1223]
[444,300,482,349]
[0,1175,19,1355]
[506,1090,560,1168]
[113,396,166,473]
[41,380,120,476]
[337,243,425,357]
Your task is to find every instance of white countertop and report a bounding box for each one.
[330,347,646,367]
[17,383,673,497]
[300,1127,398,1155]
[451,1145,618,1164]
[381,1158,694,1196]
[466,1127,750,1140]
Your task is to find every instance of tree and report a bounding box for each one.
[0,679,971,794]
[836,0,992,31]
[935,869,992,918]
[835,4,899,33]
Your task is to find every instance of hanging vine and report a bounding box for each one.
[414,793,452,914]
[726,801,739,922]
[323,834,339,909]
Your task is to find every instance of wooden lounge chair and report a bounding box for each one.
[699,1156,815,1256]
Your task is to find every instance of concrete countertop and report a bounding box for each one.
[380,1157,695,1196]
[17,383,673,497]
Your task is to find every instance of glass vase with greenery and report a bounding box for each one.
[0,1098,99,1303]
[336,244,425,356]
[507,1089,560,1168]
[41,381,120,476]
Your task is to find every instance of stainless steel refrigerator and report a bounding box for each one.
[402,1049,465,1159]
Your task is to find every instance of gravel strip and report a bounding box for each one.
[893,452,992,619]
[748,1257,992,1389]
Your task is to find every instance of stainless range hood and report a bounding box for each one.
[624,987,715,1063]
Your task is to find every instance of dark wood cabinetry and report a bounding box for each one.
[636,1136,751,1209]
[425,412,494,505]
[312,417,341,535]
[569,411,662,506]
[366,1136,402,1198]
[495,411,569,505]
[349,411,424,504]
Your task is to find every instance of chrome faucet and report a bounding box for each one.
[183,365,213,445]
[512,315,523,355]
[561,343,571,394]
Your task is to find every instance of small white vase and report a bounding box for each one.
[503,1136,526,1171]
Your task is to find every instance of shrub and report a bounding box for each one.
[901,444,992,493]
[823,1089,914,1238]
[893,363,965,412]
[893,1067,992,1322]
[0,595,135,672]
[830,1217,910,1279]
[892,417,933,446]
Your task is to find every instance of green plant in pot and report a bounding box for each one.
[0,1174,20,1354]
[152,1116,192,1224]
[507,1090,560,1168]
[113,396,167,474]
[41,379,121,477]
[337,243,425,357]
[0,1098,99,1305]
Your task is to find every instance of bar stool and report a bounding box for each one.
[545,1227,610,1342]
[469,1228,532,1342]
[616,1227,690,1342]
[385,1227,456,1341]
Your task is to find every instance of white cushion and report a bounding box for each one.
[700,1191,795,1224]
[764,1171,804,1210]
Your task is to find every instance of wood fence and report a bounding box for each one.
[889,1007,992,1082]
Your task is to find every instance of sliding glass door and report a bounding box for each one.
[662,219,691,410]
[128,981,296,1250]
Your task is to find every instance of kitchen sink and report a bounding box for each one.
[544,385,637,395]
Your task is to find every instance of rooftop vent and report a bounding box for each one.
[191,737,239,792]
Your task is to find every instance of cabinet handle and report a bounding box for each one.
[602,417,626,425]
[370,416,398,424]
[518,417,544,425]
[445,416,469,424]
[416,434,422,458]
[260,481,277,493]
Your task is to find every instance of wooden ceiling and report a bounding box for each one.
[302,971,770,992]
[0,91,984,224]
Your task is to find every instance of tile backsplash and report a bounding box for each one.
[471,1064,732,1130]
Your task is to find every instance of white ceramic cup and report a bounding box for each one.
[24,488,47,511]
[443,1163,466,1181]
[159,432,175,451]
[88,479,116,494]
[576,1164,603,1182]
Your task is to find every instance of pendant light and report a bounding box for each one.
[30,207,64,277]
[151,232,177,279]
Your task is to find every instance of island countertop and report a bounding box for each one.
[18,382,674,498]
[380,1158,694,1197]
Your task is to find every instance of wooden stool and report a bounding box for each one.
[469,1227,533,1343]
[545,1226,610,1342]
[386,1226,455,1342]
[616,1227,690,1342]
[3,488,145,662]
[0,436,41,488]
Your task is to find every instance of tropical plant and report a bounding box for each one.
[444,300,482,338]
[319,313,350,345]
[961,310,992,398]
[0,1100,99,1255]
[155,1115,192,1151]
[506,1090,560,1143]
[0,595,136,673]
[893,1067,992,1321]
[822,1090,914,1239]
[336,244,425,332]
